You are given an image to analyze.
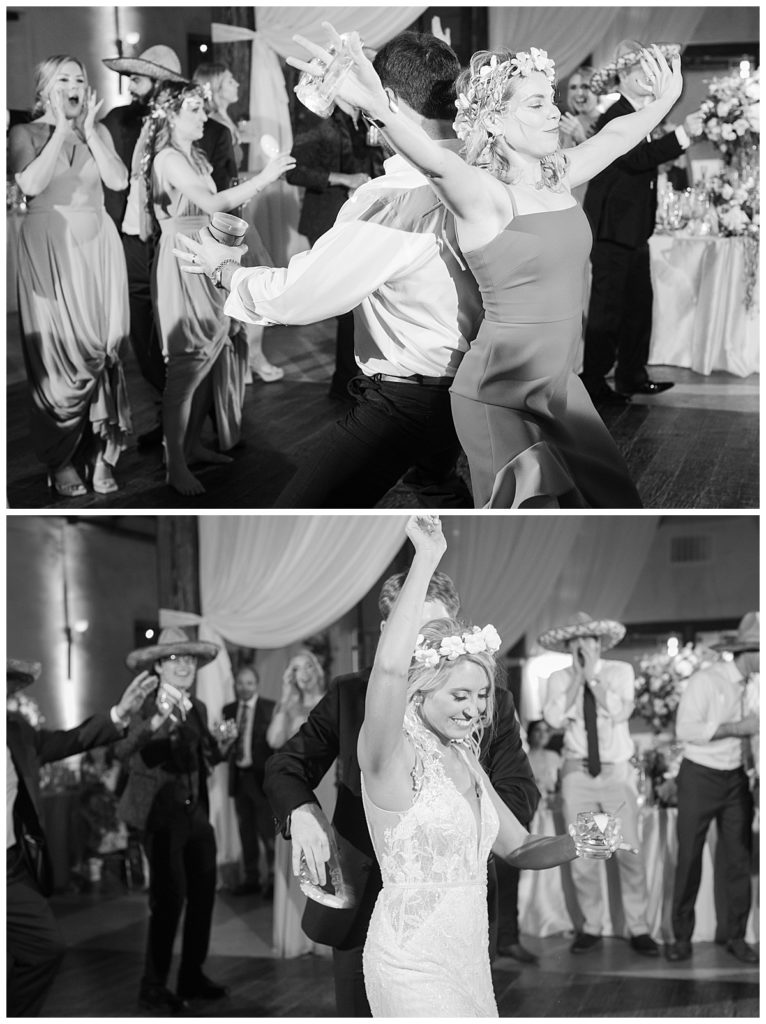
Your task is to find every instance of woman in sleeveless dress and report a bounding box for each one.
[354,515,624,1017]
[267,651,335,958]
[192,62,285,382]
[9,55,131,498]
[290,36,685,508]
[137,81,294,495]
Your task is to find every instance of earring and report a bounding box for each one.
[413,694,423,707]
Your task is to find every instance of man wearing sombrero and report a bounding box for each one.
[7,658,157,1016]
[580,40,704,407]
[668,612,759,965]
[115,627,236,1012]
[541,611,658,957]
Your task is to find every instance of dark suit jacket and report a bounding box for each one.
[286,108,365,243]
[583,94,685,248]
[115,693,220,832]
[263,670,540,948]
[222,696,275,796]
[198,118,238,193]
[7,711,122,895]
[100,102,147,230]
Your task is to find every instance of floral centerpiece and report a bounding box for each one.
[706,168,759,309]
[699,68,759,160]
[6,691,46,728]
[633,642,716,733]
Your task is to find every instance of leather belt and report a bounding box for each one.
[371,372,453,387]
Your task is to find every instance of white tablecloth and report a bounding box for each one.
[649,234,759,377]
[519,804,758,943]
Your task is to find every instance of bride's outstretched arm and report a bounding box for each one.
[288,25,503,226]
[358,516,446,777]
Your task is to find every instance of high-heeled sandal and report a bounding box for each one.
[89,462,120,495]
[250,357,284,382]
[47,470,87,498]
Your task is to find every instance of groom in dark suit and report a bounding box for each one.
[7,658,155,1016]
[581,40,703,406]
[264,571,539,1016]
[222,665,276,895]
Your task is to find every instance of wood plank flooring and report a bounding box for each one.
[44,887,759,1018]
[6,312,759,510]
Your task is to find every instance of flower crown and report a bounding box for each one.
[413,625,502,668]
[454,48,556,141]
[149,82,211,121]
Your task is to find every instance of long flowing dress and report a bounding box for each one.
[10,123,131,470]
[361,707,500,1017]
[151,148,248,450]
[450,191,642,509]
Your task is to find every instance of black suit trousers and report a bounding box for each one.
[122,234,166,397]
[142,806,217,987]
[582,240,653,391]
[6,849,66,1016]
[672,759,753,942]
[233,770,275,886]
[274,376,472,508]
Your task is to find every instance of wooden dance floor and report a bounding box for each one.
[44,885,758,1017]
[6,312,759,510]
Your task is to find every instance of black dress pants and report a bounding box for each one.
[142,806,217,988]
[582,240,653,393]
[672,759,753,942]
[6,848,66,1016]
[233,770,275,888]
[122,234,166,396]
[274,376,472,508]
[332,946,372,1017]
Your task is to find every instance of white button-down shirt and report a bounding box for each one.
[543,659,636,764]
[7,747,18,849]
[224,141,483,379]
[675,660,752,770]
[235,695,258,769]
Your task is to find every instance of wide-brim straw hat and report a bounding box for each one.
[537,611,626,653]
[126,626,219,671]
[7,658,42,693]
[589,39,681,96]
[103,44,188,84]
[711,611,760,652]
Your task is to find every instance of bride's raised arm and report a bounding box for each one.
[288,25,504,226]
[358,516,446,779]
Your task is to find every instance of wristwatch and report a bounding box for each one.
[362,89,399,129]
[211,258,240,289]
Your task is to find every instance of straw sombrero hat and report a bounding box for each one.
[103,45,188,84]
[711,611,760,653]
[537,611,626,653]
[589,39,681,97]
[7,658,42,694]
[126,626,219,672]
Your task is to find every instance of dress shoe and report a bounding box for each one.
[629,933,660,957]
[665,940,692,961]
[497,942,538,964]
[589,385,631,407]
[137,423,164,448]
[177,971,229,1000]
[571,932,602,953]
[617,380,674,396]
[138,984,189,1015]
[229,881,261,896]
[726,938,759,964]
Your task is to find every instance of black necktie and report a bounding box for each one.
[583,684,601,777]
[235,702,249,763]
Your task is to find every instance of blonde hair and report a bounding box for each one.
[454,49,568,192]
[32,55,87,118]
[192,62,231,114]
[287,649,327,705]
[407,618,497,755]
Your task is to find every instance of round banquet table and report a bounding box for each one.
[648,234,759,377]
[519,803,759,944]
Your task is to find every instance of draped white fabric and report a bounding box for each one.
[212,7,426,260]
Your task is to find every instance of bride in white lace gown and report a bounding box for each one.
[357,515,596,1017]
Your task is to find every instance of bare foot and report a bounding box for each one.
[166,466,206,495]
[187,445,234,466]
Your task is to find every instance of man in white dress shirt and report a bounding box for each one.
[540,612,659,957]
[667,612,759,965]
[175,31,482,508]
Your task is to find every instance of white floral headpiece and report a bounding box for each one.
[413,625,502,668]
[454,49,556,141]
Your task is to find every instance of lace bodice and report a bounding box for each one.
[361,706,500,1016]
